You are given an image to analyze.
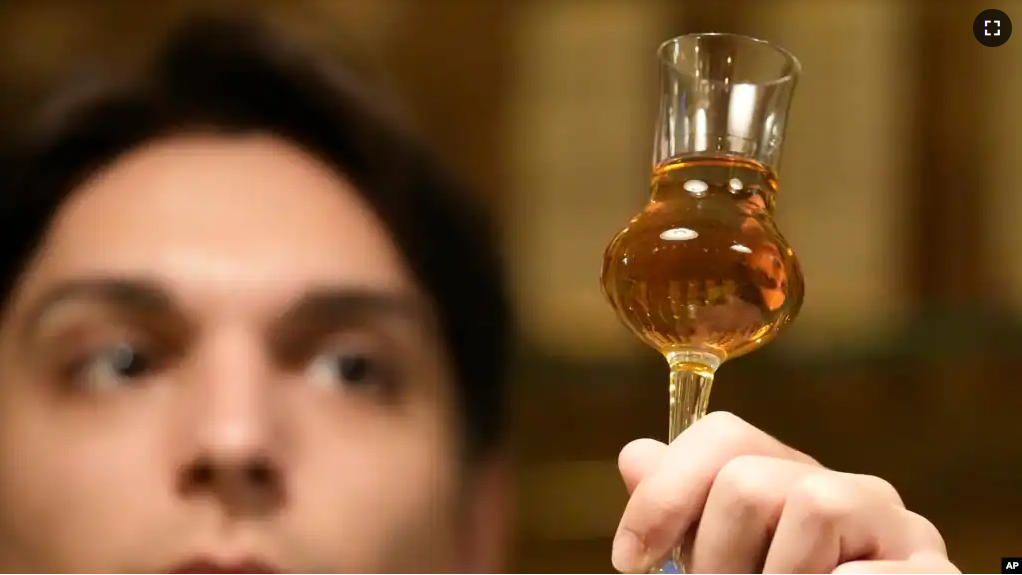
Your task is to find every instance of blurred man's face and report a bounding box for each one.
[0,135,500,573]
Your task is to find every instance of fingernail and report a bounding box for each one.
[612,530,650,573]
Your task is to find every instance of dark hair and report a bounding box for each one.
[0,13,511,462]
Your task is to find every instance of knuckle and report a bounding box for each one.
[790,473,860,524]
[903,509,949,555]
[714,455,775,506]
[631,478,689,529]
[643,487,685,522]
[696,411,754,444]
[853,473,904,506]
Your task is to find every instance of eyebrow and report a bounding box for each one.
[20,277,178,338]
[270,288,436,340]
[20,277,435,341]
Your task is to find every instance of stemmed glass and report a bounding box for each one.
[600,33,804,573]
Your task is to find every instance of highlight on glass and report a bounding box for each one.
[600,33,804,574]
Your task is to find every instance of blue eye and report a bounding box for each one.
[76,343,153,388]
[309,352,388,389]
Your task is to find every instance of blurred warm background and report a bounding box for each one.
[2,0,1020,572]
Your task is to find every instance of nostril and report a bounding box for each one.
[189,460,215,486]
[245,460,274,487]
[177,456,284,514]
[183,458,274,488]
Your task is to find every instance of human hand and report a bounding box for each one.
[613,412,959,574]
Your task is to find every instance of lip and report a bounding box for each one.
[169,558,282,574]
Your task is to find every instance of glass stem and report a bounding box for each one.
[658,349,721,575]
[667,349,720,443]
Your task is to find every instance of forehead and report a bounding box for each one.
[15,133,417,313]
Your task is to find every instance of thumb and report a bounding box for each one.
[618,438,669,494]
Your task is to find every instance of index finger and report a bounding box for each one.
[611,411,818,573]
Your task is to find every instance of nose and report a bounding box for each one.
[176,332,285,515]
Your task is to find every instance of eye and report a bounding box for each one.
[308,350,393,391]
[71,342,155,390]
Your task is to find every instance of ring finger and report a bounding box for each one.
[763,475,943,573]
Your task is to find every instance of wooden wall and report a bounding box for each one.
[505,1,1022,572]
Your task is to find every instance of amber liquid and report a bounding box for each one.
[601,156,804,363]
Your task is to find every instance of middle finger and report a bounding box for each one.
[687,455,808,573]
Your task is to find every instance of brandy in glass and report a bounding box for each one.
[600,33,804,573]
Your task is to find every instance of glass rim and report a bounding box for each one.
[657,32,802,88]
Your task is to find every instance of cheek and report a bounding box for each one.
[0,386,172,569]
[289,402,462,570]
